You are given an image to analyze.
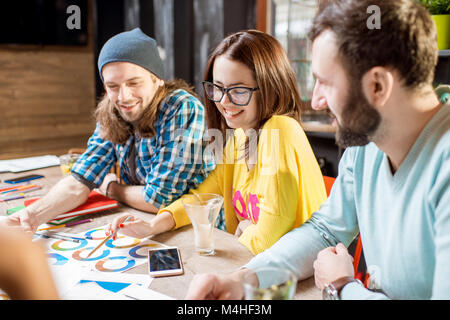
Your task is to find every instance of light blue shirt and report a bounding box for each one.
[245,102,450,299]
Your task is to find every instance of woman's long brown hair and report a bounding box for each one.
[202,29,303,148]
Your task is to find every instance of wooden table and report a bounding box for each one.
[0,166,321,300]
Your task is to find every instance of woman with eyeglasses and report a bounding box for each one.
[107,30,327,255]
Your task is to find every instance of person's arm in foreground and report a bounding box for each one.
[7,175,90,233]
[0,227,59,299]
[185,269,251,300]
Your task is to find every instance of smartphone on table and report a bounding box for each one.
[4,174,44,184]
[148,247,184,278]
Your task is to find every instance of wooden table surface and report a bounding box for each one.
[0,166,321,300]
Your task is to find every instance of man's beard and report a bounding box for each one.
[335,82,382,148]
[115,101,144,125]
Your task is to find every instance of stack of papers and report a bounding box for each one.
[0,155,60,173]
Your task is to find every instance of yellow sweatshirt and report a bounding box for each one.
[157,115,327,255]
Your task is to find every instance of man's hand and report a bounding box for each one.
[5,208,38,235]
[185,270,249,300]
[313,243,354,290]
[99,173,119,198]
[4,175,90,235]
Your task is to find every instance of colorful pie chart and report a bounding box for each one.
[48,253,69,265]
[84,228,107,240]
[51,239,88,251]
[95,256,135,272]
[106,236,140,249]
[129,243,163,259]
[72,247,110,261]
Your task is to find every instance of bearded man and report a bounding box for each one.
[184,0,450,300]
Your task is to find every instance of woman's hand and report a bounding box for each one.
[234,219,253,237]
[106,213,153,239]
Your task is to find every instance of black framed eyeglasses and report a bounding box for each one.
[202,81,259,106]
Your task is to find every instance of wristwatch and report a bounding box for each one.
[322,277,363,300]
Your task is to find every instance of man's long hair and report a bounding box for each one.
[94,79,199,144]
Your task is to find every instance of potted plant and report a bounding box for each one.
[416,0,450,50]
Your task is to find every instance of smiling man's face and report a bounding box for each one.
[102,62,163,124]
[311,30,381,148]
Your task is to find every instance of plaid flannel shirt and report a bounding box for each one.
[71,89,218,212]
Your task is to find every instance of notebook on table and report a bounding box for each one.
[24,190,119,225]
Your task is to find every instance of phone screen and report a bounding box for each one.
[149,248,182,272]
[4,174,44,184]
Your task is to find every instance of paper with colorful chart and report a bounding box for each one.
[1,226,171,300]
[34,225,166,274]
[37,225,170,299]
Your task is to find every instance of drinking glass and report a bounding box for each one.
[242,267,297,300]
[182,193,224,255]
[59,153,80,176]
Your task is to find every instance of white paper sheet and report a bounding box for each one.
[61,271,156,300]
[121,284,175,300]
[0,155,60,173]
[30,227,174,300]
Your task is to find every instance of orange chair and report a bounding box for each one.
[322,175,369,286]
[323,175,336,196]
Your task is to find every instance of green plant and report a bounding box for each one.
[416,0,450,15]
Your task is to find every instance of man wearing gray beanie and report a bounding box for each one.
[7,28,216,232]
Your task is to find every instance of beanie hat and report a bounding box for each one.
[98,28,165,81]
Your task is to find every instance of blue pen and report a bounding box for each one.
[4,175,44,184]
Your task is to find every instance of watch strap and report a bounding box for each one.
[331,276,363,298]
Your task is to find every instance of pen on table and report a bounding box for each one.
[1,184,35,192]
[37,218,93,231]
[35,232,84,243]
[0,185,22,193]
[1,184,41,194]
[86,216,132,259]
[2,186,42,195]
[0,182,35,191]
[0,193,25,202]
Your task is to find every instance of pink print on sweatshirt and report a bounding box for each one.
[232,190,260,223]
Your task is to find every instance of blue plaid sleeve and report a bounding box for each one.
[142,90,216,208]
[71,124,117,188]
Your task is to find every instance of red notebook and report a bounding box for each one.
[25,190,118,224]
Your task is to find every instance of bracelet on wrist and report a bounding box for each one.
[105,180,118,198]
